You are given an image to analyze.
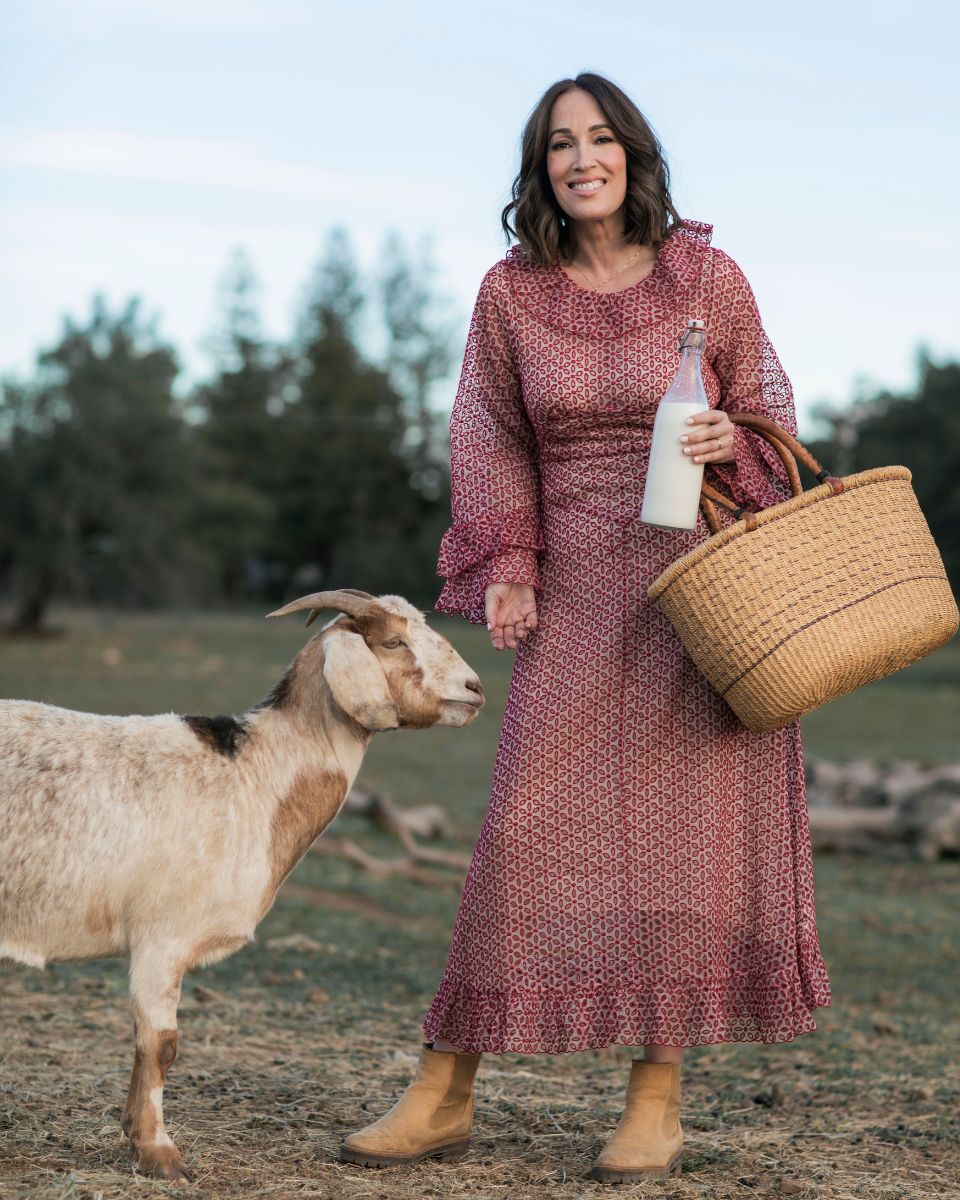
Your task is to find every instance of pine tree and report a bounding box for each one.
[0,296,190,631]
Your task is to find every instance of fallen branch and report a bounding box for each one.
[340,788,451,840]
[312,788,470,883]
[311,834,465,890]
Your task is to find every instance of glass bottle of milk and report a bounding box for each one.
[640,318,710,530]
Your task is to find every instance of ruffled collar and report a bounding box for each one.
[503,219,713,339]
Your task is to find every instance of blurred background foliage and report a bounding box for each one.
[0,226,458,632]
[0,224,957,634]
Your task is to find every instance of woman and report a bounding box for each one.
[341,71,831,1184]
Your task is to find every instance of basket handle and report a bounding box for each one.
[700,412,845,534]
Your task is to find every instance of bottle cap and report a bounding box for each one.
[678,319,707,352]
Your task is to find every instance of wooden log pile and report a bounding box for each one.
[805,758,960,860]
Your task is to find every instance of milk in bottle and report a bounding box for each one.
[640,319,710,530]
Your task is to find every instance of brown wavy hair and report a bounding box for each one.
[501,72,685,266]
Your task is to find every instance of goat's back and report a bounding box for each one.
[0,700,273,967]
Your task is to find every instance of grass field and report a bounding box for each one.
[0,609,958,1199]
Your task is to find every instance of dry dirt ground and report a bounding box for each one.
[1,854,958,1200]
[1,614,958,1198]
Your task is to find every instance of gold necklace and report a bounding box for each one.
[568,246,644,293]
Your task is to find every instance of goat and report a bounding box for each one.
[0,589,483,1183]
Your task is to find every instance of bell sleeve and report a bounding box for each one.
[435,264,544,625]
[706,251,798,513]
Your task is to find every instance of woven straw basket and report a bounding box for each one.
[646,413,959,733]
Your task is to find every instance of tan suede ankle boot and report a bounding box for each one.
[586,1059,683,1183]
[340,1043,482,1168]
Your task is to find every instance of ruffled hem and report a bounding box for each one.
[436,549,542,626]
[435,506,544,624]
[706,424,794,512]
[437,505,543,577]
[502,219,714,339]
[423,935,832,1053]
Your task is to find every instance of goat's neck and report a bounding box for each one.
[251,677,370,783]
[290,679,370,768]
[246,672,372,881]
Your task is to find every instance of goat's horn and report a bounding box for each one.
[265,590,375,626]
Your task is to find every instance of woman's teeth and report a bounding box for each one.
[570,180,605,192]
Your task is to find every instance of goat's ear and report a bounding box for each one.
[321,629,400,731]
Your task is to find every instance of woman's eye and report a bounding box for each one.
[551,136,615,151]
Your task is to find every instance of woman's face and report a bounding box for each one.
[546,88,628,227]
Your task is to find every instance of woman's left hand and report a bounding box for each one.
[679,409,736,464]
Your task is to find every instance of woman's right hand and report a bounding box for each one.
[484,582,538,651]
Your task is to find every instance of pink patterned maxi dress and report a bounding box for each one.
[423,220,832,1053]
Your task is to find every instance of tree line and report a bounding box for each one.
[1,228,957,633]
[0,228,460,632]
[805,349,960,599]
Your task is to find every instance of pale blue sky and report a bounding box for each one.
[2,0,958,436]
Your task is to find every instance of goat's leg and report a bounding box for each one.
[124,950,191,1183]
[121,1042,143,1138]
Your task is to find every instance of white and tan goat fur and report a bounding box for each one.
[0,590,483,1183]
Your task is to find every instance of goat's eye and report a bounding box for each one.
[383,637,404,649]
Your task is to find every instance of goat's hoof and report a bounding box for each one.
[135,1145,193,1185]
